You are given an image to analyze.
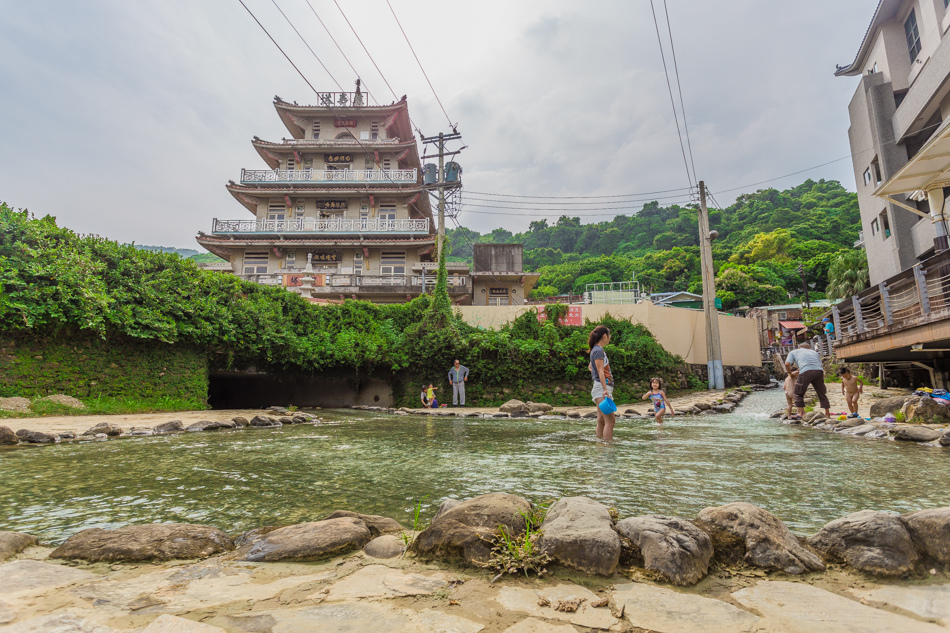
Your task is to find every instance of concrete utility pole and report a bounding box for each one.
[420,130,462,262]
[698,181,725,390]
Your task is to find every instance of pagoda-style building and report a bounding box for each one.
[196,86,470,304]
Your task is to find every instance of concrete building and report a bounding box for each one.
[470,244,539,306]
[836,0,950,284]
[196,89,470,304]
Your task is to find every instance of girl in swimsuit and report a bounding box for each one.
[642,377,673,424]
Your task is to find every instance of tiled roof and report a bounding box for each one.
[196,235,435,246]
[226,183,423,194]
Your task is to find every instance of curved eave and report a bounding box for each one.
[194,237,234,260]
[835,0,899,76]
[251,137,420,170]
[273,96,409,139]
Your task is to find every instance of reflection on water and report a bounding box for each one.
[2,391,947,543]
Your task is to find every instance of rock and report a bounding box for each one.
[434,498,462,520]
[895,426,944,442]
[537,497,621,576]
[0,531,38,560]
[412,492,532,565]
[615,515,713,586]
[363,535,405,558]
[142,614,227,633]
[0,559,96,594]
[82,422,123,436]
[802,411,820,423]
[15,429,56,443]
[625,408,642,415]
[901,507,950,566]
[494,585,618,629]
[526,402,553,413]
[614,582,760,633]
[566,411,581,418]
[323,510,403,537]
[324,565,448,601]
[695,502,824,574]
[807,510,918,576]
[250,415,281,427]
[848,585,950,626]
[58,431,76,440]
[0,599,13,625]
[901,395,950,424]
[713,402,737,413]
[0,426,18,445]
[844,424,876,435]
[291,414,310,424]
[492,413,510,418]
[0,397,31,413]
[870,395,914,417]
[231,416,250,427]
[582,410,598,419]
[186,420,224,432]
[50,523,234,562]
[503,618,577,633]
[278,416,293,425]
[499,399,528,414]
[834,418,867,430]
[3,613,121,632]
[129,426,154,436]
[941,430,950,446]
[153,420,184,433]
[694,402,711,411]
[234,517,371,562]
[38,394,85,409]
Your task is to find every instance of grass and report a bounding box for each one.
[484,501,554,579]
[399,494,431,551]
[0,395,208,419]
[894,410,906,423]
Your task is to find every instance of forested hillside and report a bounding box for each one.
[448,179,866,308]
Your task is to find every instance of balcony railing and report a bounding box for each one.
[240,168,416,184]
[243,273,469,293]
[212,218,430,234]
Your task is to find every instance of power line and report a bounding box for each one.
[714,156,853,194]
[662,0,698,184]
[385,0,454,128]
[237,0,322,97]
[465,186,692,199]
[268,0,344,92]
[331,0,399,101]
[458,202,696,218]
[463,191,694,206]
[302,0,377,104]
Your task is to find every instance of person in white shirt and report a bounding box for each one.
[784,343,830,420]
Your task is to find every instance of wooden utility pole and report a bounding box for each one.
[420,130,462,263]
[698,181,725,389]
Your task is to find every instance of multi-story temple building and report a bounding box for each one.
[196,89,470,303]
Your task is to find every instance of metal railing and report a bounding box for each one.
[242,273,468,292]
[240,168,416,184]
[212,218,429,234]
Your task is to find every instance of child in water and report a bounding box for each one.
[784,369,799,418]
[839,367,863,418]
[642,377,673,424]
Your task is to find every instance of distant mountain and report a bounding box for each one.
[134,245,200,258]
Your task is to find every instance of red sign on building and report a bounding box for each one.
[334,118,357,128]
[536,305,583,326]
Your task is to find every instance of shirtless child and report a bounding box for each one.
[839,367,863,418]
[784,369,799,418]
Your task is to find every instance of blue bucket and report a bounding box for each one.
[598,396,617,415]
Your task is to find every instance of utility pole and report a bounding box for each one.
[798,263,811,309]
[420,130,463,262]
[698,181,725,390]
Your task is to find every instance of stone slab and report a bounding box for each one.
[612,582,759,633]
[494,584,617,629]
[268,603,412,633]
[407,609,484,633]
[0,560,95,596]
[0,598,16,625]
[849,584,950,626]
[732,581,947,633]
[2,612,121,633]
[143,614,227,633]
[502,617,577,633]
[323,565,447,601]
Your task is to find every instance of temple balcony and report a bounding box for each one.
[212,218,430,235]
[244,272,470,295]
[240,168,417,184]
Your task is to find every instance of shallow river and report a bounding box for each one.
[2,390,947,543]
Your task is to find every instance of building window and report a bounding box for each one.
[268,200,285,222]
[488,288,510,306]
[863,168,873,186]
[294,204,305,219]
[880,210,891,239]
[871,218,879,236]
[312,120,320,139]
[905,9,921,61]
[382,157,392,172]
[371,121,379,140]
[285,251,296,269]
[871,158,882,185]
[380,251,406,276]
[303,155,313,169]
[379,204,396,229]
[353,251,363,275]
[287,155,296,171]
[243,251,269,275]
[777,312,787,320]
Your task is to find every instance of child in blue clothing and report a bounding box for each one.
[642,377,674,424]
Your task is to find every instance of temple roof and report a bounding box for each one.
[195,234,436,259]
[251,137,420,170]
[274,95,414,142]
[225,182,432,219]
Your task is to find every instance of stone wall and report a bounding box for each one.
[688,364,770,388]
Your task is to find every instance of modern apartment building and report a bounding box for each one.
[836,0,950,284]
[196,89,470,304]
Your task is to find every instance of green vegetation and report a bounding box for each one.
[485,506,553,579]
[0,394,207,419]
[826,249,870,301]
[448,179,865,309]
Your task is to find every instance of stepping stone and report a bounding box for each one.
[503,618,576,633]
[849,584,950,627]
[0,560,95,595]
[408,610,484,633]
[266,603,411,633]
[612,582,759,633]
[143,614,227,633]
[732,581,947,633]
[494,585,617,629]
[323,565,447,601]
[538,496,620,576]
[5,612,121,632]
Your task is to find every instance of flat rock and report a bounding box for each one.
[129,426,154,436]
[615,515,713,586]
[695,502,824,574]
[844,424,876,435]
[834,418,867,429]
[895,426,944,442]
[0,425,18,445]
[499,399,527,414]
[153,420,184,433]
[234,517,370,562]
[901,507,950,565]
[263,603,410,633]
[0,598,14,625]
[5,612,122,633]
[15,429,56,443]
[526,402,553,413]
[808,510,918,576]
[82,422,123,436]
[186,420,225,432]
[323,510,403,536]
[323,565,446,601]
[538,497,620,576]
[363,534,405,558]
[0,531,38,560]
[849,584,950,626]
[0,560,95,595]
[494,584,618,629]
[412,492,532,565]
[143,614,227,633]
[50,523,234,562]
[869,395,913,417]
[250,415,281,427]
[231,416,249,427]
[613,582,759,633]
[502,618,576,633]
[732,580,947,633]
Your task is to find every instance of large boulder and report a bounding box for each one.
[50,523,233,562]
[615,515,713,586]
[82,422,123,437]
[940,430,950,446]
[233,517,371,562]
[0,426,18,445]
[900,507,950,566]
[0,532,39,560]
[695,502,824,574]
[536,497,621,576]
[900,396,950,424]
[323,511,403,537]
[232,416,250,427]
[807,510,918,576]
[499,400,528,415]
[869,395,914,418]
[250,415,281,427]
[526,402,553,413]
[894,426,944,442]
[15,429,56,444]
[411,492,532,565]
[153,420,184,433]
[434,498,462,520]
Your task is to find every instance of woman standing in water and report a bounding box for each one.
[589,325,615,441]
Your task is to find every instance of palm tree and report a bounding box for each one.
[826,249,870,301]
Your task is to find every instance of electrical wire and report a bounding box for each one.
[465,186,692,199]
[463,191,695,206]
[268,0,344,92]
[662,0,698,186]
[331,0,399,101]
[302,0,377,104]
[238,0,323,97]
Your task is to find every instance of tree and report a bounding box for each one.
[826,249,870,301]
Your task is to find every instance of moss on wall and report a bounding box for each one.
[0,336,208,401]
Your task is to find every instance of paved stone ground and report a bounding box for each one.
[2,546,948,633]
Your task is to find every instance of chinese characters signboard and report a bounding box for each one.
[309,251,341,263]
[334,118,357,128]
[317,200,347,210]
[489,287,509,296]
[536,305,583,326]
[324,154,353,164]
[283,274,303,287]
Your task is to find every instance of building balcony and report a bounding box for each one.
[212,218,430,235]
[240,168,417,184]
[244,272,470,295]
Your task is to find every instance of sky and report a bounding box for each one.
[0,0,874,248]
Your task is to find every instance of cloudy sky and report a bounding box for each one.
[1,0,873,248]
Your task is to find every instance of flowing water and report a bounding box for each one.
[2,390,947,544]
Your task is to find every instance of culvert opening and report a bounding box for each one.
[208,371,394,409]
